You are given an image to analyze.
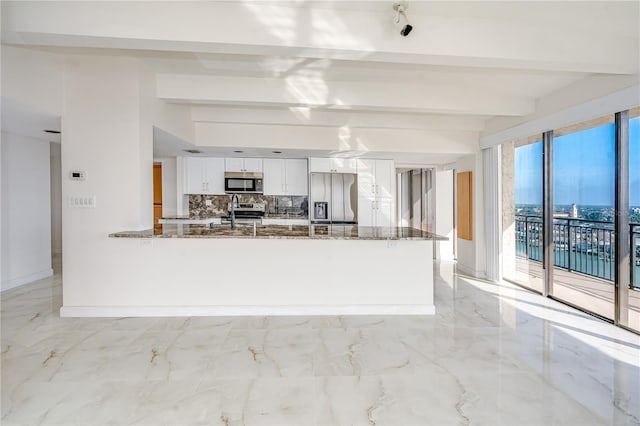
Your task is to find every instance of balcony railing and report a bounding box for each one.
[515,215,640,289]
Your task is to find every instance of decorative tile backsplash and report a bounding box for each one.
[189,194,308,218]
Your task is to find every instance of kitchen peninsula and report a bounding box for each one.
[60,224,445,317]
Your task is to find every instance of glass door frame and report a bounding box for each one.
[614,110,630,329]
[515,109,636,334]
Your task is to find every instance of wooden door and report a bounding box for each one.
[457,171,473,240]
[153,163,163,225]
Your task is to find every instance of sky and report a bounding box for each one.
[515,116,640,206]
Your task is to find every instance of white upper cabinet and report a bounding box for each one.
[203,158,225,194]
[183,157,225,194]
[308,158,333,173]
[263,159,285,195]
[184,157,206,194]
[225,158,263,173]
[243,158,263,173]
[284,159,308,195]
[308,157,357,173]
[263,158,308,195]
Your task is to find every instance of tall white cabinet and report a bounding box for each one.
[184,157,225,194]
[357,159,395,227]
[263,159,308,195]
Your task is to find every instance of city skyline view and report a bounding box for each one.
[515,117,640,207]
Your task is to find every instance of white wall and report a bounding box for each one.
[481,76,639,147]
[435,169,455,261]
[50,142,62,255]
[1,45,63,116]
[451,153,486,278]
[155,157,177,217]
[61,55,149,307]
[1,132,53,290]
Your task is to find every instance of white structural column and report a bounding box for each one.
[483,145,502,282]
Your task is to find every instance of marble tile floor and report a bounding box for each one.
[1,261,639,425]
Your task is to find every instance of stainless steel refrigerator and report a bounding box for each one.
[310,173,358,224]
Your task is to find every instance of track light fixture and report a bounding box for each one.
[393,2,413,37]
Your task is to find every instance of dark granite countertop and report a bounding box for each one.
[109,224,447,241]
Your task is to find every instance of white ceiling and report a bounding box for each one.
[2,0,639,164]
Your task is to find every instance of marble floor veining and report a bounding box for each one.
[1,261,639,425]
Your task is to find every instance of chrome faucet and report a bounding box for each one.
[230,193,239,230]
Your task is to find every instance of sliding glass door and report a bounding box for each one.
[503,136,544,293]
[551,116,616,319]
[501,107,639,333]
[626,108,640,332]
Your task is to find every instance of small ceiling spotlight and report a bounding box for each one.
[233,150,244,153]
[272,151,282,154]
[393,2,413,37]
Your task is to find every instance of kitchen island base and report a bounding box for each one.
[61,233,436,317]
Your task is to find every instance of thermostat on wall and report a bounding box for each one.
[69,170,86,181]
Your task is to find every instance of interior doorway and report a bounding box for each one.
[399,168,434,231]
[50,142,62,273]
[153,163,163,226]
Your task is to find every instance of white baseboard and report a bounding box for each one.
[60,304,436,318]
[1,268,54,292]
[455,263,486,279]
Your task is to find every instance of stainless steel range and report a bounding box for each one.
[223,202,266,224]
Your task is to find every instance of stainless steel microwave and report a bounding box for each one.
[224,172,264,193]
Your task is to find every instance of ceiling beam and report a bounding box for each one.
[194,122,479,156]
[190,106,488,131]
[158,73,534,116]
[3,1,637,74]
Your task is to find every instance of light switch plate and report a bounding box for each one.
[68,195,96,208]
